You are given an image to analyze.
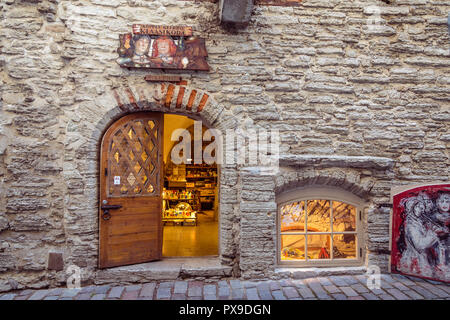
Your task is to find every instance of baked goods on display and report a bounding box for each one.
[162,202,197,225]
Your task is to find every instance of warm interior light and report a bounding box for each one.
[280,199,357,262]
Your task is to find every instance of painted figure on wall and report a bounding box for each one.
[391,184,450,283]
[182,37,209,70]
[151,36,177,66]
[434,192,450,273]
[132,35,152,65]
[117,32,209,71]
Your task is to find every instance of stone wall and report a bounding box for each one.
[0,0,449,290]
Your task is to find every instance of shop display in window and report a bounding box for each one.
[281,234,306,260]
[279,199,359,264]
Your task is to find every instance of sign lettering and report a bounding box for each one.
[132,24,193,37]
[145,75,183,83]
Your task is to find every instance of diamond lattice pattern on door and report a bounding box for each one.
[108,119,159,197]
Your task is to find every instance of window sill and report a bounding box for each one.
[274,266,367,279]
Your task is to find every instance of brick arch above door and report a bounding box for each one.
[108,82,228,130]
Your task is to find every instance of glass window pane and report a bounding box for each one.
[333,234,357,259]
[307,234,331,260]
[333,201,356,232]
[280,201,305,232]
[307,200,331,232]
[280,234,305,260]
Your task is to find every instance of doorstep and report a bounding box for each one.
[274,266,367,279]
[94,257,232,285]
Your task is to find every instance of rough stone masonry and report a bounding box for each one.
[0,0,449,292]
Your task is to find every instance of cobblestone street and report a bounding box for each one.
[1,274,449,301]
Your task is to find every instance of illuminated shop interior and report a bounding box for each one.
[162,114,219,257]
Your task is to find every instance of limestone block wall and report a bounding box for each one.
[0,0,449,290]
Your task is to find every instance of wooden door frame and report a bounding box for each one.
[99,111,164,268]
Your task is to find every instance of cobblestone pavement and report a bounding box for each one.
[1,274,449,301]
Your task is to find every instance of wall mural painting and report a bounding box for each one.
[391,184,450,283]
[117,24,209,71]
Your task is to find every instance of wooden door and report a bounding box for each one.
[99,112,163,268]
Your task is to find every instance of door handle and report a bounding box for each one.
[101,204,122,221]
[101,205,123,210]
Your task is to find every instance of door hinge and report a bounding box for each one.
[359,210,362,221]
[360,247,363,257]
[105,168,108,176]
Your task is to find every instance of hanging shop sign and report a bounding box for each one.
[390,183,450,283]
[116,24,209,71]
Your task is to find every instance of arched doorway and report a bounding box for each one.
[99,111,219,268]
[62,82,239,275]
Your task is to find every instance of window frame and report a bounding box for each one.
[276,186,366,267]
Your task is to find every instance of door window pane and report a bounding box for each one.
[107,118,160,197]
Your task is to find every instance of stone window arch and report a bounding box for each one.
[276,185,367,267]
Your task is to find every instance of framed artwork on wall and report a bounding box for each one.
[390,183,450,283]
[117,25,209,71]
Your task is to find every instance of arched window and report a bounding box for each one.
[277,187,365,267]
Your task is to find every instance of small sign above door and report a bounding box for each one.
[117,24,209,71]
[132,25,193,37]
[144,75,183,83]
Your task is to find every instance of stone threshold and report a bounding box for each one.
[275,266,367,279]
[94,256,233,285]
